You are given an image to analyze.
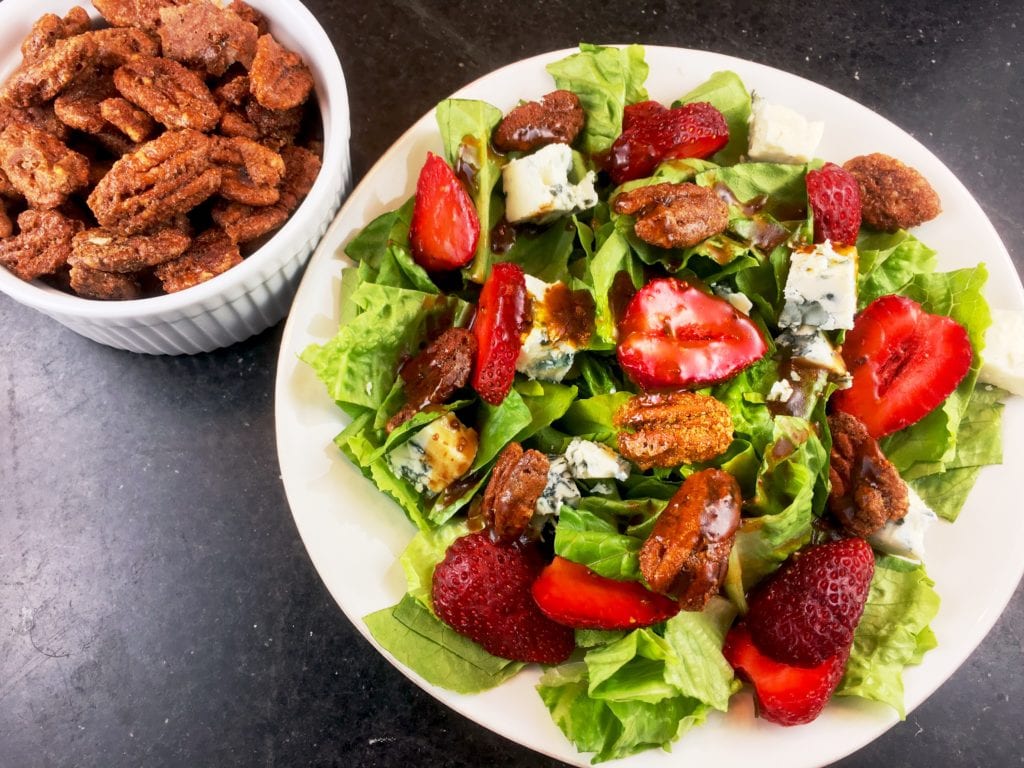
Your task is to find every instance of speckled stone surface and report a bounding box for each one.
[1,1,1022,766]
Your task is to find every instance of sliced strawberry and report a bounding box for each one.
[409,151,480,271]
[616,277,767,390]
[723,623,849,726]
[432,532,574,664]
[472,262,527,405]
[607,101,729,184]
[745,537,875,667]
[806,162,861,246]
[831,294,972,438]
[531,556,680,630]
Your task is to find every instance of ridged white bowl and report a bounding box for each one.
[0,0,350,354]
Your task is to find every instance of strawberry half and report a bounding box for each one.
[831,294,972,438]
[606,101,729,184]
[431,532,574,664]
[745,537,875,667]
[806,162,861,246]
[472,262,527,405]
[723,623,850,726]
[409,151,480,271]
[616,277,767,390]
[531,556,680,630]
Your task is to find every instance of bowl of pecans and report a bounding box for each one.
[0,0,350,354]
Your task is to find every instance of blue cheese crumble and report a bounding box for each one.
[534,455,582,517]
[516,274,578,382]
[564,438,630,481]
[502,143,598,224]
[747,96,824,164]
[779,241,858,331]
[386,413,478,495]
[868,484,937,561]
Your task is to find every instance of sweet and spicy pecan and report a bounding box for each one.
[69,262,142,300]
[158,1,259,76]
[843,153,941,232]
[481,443,550,541]
[827,412,909,536]
[0,103,70,142]
[387,328,477,432]
[243,99,304,149]
[210,200,288,244]
[54,73,119,135]
[0,124,89,210]
[89,27,161,68]
[1,34,98,107]
[154,227,241,292]
[20,7,91,62]
[492,90,585,153]
[0,209,82,281]
[249,34,314,111]
[615,391,733,470]
[228,0,269,35]
[93,0,190,32]
[640,468,741,609]
[113,56,221,132]
[211,136,285,206]
[613,182,729,249]
[70,224,191,273]
[88,129,221,235]
[99,97,156,143]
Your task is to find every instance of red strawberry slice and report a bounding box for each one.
[607,101,729,184]
[745,537,875,667]
[723,623,850,726]
[806,162,861,246]
[831,294,972,438]
[409,151,480,271]
[432,532,574,664]
[472,262,527,405]
[531,556,680,629]
[616,277,767,390]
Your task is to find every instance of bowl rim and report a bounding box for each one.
[0,0,350,323]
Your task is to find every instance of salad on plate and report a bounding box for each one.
[299,43,1020,762]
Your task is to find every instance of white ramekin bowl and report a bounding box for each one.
[0,0,351,354]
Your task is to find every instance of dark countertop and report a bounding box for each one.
[2,1,1022,766]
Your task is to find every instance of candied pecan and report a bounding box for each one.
[99,97,156,142]
[0,124,89,210]
[20,7,91,62]
[211,137,284,206]
[0,168,17,200]
[93,0,189,32]
[69,263,142,300]
[154,227,241,292]
[249,34,314,111]
[219,110,260,141]
[0,209,82,281]
[615,391,733,470]
[243,100,303,149]
[70,224,191,273]
[158,2,259,76]
[0,200,12,240]
[613,182,729,249]
[387,328,477,432]
[214,74,250,108]
[827,412,909,537]
[640,468,741,609]
[113,56,220,132]
[210,200,288,244]
[89,27,161,68]
[481,443,551,541]
[843,153,941,231]
[278,144,321,210]
[228,0,269,35]
[1,34,98,107]
[0,103,70,142]
[90,127,139,158]
[493,90,585,153]
[54,73,119,135]
[88,129,221,235]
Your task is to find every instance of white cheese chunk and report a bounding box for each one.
[979,308,1024,396]
[747,96,824,164]
[516,274,578,382]
[565,438,631,481]
[713,285,754,316]
[502,143,598,224]
[534,455,582,517]
[779,241,859,331]
[776,328,849,379]
[868,484,937,561]
[767,378,795,403]
[386,413,478,495]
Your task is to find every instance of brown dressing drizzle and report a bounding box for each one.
[713,181,768,217]
[490,217,516,254]
[543,282,596,348]
[609,270,637,326]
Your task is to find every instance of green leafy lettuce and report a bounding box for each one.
[676,70,752,166]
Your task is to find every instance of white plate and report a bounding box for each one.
[275,46,1024,767]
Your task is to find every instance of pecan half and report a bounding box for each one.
[158,2,259,76]
[0,124,89,210]
[614,391,733,470]
[387,327,477,432]
[54,73,120,135]
[243,99,304,150]
[88,129,221,235]
[249,34,314,111]
[843,153,941,232]
[93,0,190,32]
[640,468,741,609]
[827,412,909,536]
[20,7,91,62]
[99,97,157,143]
[481,443,550,541]
[492,90,585,153]
[228,0,269,35]
[154,227,241,292]
[1,34,98,107]
[70,224,191,273]
[0,103,70,142]
[113,56,220,132]
[0,209,82,281]
[211,136,285,206]
[89,27,161,68]
[69,262,142,300]
[613,182,729,249]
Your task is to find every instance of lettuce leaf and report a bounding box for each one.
[696,162,809,222]
[675,71,751,166]
[495,216,576,283]
[553,503,650,580]
[584,228,643,347]
[836,556,940,717]
[856,229,937,307]
[399,519,469,610]
[344,197,413,266]
[546,43,649,156]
